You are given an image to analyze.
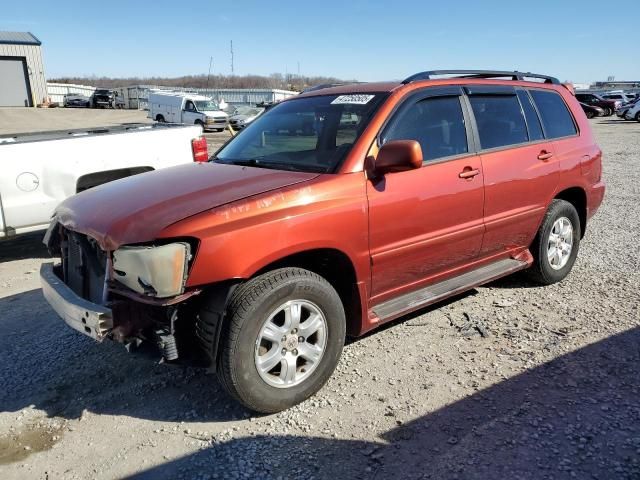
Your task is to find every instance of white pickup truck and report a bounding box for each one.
[0,123,207,240]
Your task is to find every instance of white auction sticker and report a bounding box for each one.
[331,94,375,105]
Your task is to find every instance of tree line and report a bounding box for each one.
[49,73,357,91]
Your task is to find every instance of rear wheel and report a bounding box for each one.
[156,114,165,123]
[635,112,640,122]
[527,199,581,285]
[212,268,345,413]
[585,110,594,119]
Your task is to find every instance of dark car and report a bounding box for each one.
[579,102,604,119]
[575,93,618,116]
[63,93,90,108]
[90,89,125,109]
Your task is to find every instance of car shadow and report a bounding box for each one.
[127,326,640,479]
[0,232,51,262]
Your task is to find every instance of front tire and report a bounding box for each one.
[214,268,345,413]
[527,199,581,285]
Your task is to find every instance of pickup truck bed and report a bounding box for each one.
[0,123,204,239]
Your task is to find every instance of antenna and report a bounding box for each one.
[230,40,234,75]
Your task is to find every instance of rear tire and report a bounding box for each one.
[156,115,165,123]
[527,199,581,285]
[213,268,345,413]
[635,112,640,122]
[586,111,594,119]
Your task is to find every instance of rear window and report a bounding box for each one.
[530,90,577,139]
[468,95,528,149]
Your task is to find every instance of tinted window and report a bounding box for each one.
[382,96,468,162]
[517,91,544,141]
[530,90,577,139]
[469,95,528,149]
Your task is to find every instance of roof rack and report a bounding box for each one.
[401,70,560,85]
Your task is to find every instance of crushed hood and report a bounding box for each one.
[55,162,319,250]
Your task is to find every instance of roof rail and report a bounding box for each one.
[402,70,560,85]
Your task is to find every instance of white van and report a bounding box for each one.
[148,92,229,131]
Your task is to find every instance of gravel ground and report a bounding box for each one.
[0,117,638,480]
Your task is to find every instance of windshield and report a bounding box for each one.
[195,100,220,111]
[214,93,387,173]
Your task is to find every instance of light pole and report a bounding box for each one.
[206,57,213,91]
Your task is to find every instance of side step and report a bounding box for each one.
[371,258,528,321]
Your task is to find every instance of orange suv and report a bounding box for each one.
[41,70,605,412]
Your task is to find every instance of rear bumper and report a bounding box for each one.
[587,181,606,220]
[40,262,113,342]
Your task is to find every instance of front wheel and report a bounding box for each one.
[527,199,581,285]
[212,268,345,413]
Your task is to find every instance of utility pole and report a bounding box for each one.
[206,56,213,90]
[230,40,234,75]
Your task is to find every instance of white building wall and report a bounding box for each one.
[0,43,47,106]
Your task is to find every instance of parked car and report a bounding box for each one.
[0,124,206,240]
[89,89,124,109]
[228,106,265,130]
[40,70,604,413]
[616,96,640,118]
[575,93,618,116]
[579,102,604,119]
[601,92,632,104]
[623,99,640,121]
[148,92,228,131]
[63,93,90,108]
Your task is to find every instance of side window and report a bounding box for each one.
[185,101,195,111]
[517,90,544,141]
[468,95,528,149]
[529,90,577,139]
[382,96,468,162]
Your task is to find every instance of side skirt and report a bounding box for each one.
[371,257,529,322]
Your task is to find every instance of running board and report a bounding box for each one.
[371,258,528,321]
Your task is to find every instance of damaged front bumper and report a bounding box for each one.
[40,262,113,341]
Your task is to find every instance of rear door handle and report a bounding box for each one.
[537,151,554,161]
[459,167,480,179]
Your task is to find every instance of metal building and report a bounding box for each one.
[0,32,47,107]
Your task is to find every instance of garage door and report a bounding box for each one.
[0,58,31,107]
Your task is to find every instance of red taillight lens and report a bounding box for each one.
[191,136,209,162]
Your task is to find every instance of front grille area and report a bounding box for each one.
[61,229,107,304]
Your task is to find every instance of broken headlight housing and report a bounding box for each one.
[112,242,191,298]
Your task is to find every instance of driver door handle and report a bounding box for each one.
[459,167,480,179]
[537,151,554,161]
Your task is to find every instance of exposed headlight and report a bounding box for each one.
[112,242,190,298]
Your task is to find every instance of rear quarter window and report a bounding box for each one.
[529,90,578,139]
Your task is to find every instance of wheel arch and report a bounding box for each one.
[252,248,363,337]
[554,186,587,238]
[192,247,364,371]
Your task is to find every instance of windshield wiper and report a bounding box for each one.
[224,158,309,172]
